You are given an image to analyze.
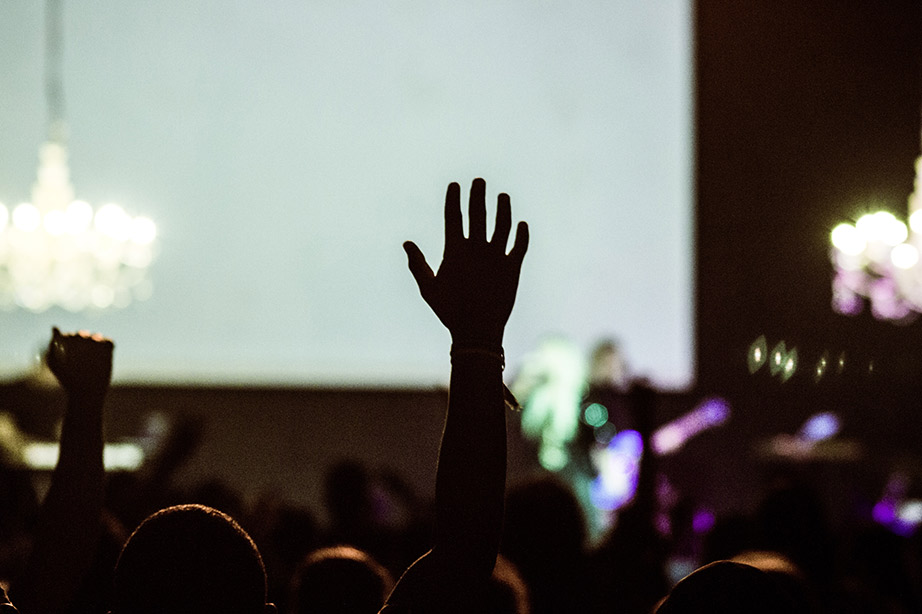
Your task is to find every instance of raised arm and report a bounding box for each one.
[13,328,113,614]
[384,178,528,611]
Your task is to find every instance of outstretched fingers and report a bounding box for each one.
[491,193,511,251]
[404,241,435,294]
[444,182,463,255]
[509,221,529,266]
[468,178,487,242]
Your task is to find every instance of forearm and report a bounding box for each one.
[14,393,105,614]
[432,350,506,577]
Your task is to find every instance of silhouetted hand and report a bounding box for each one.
[46,327,114,400]
[403,178,529,346]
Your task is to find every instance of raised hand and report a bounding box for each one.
[403,178,529,347]
[14,328,113,613]
[46,327,114,400]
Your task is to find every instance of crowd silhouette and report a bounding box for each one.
[1,180,921,613]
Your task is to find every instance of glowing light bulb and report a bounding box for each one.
[130,216,157,245]
[892,243,919,269]
[43,209,68,235]
[782,349,797,382]
[747,335,768,374]
[12,203,41,231]
[65,200,93,234]
[909,209,922,234]
[95,203,131,240]
[799,412,840,442]
[831,223,866,255]
[855,213,876,238]
[882,215,909,246]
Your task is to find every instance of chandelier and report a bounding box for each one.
[0,0,157,313]
[830,151,922,323]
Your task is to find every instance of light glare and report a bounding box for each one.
[909,209,922,234]
[95,203,131,240]
[65,200,93,234]
[43,209,68,235]
[891,243,919,269]
[131,216,157,245]
[831,223,865,255]
[12,203,41,232]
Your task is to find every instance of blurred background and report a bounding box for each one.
[1,0,921,525]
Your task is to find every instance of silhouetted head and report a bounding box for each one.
[112,504,273,614]
[655,560,798,614]
[288,546,392,614]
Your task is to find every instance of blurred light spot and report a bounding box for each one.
[693,509,716,534]
[856,211,906,245]
[701,397,732,424]
[583,403,609,428]
[91,285,115,308]
[815,352,829,382]
[769,341,787,375]
[23,442,144,471]
[883,216,909,246]
[748,335,768,374]
[781,348,798,382]
[831,222,866,255]
[131,216,157,245]
[652,397,730,454]
[657,513,673,537]
[837,353,846,373]
[589,430,642,511]
[594,422,617,445]
[12,203,40,231]
[873,500,897,525]
[898,500,922,525]
[892,243,919,269]
[94,203,131,240]
[43,209,67,235]
[539,446,568,472]
[799,412,840,442]
[652,425,683,455]
[64,200,93,234]
[910,209,922,234]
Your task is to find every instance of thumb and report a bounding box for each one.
[403,241,435,292]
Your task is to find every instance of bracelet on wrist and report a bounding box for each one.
[450,342,505,370]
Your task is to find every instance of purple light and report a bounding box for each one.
[651,397,730,455]
[799,412,840,442]
[692,509,716,534]
[589,430,643,511]
[873,500,897,525]
[701,398,731,424]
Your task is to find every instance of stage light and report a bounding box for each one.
[831,154,922,321]
[798,412,841,442]
[22,442,145,471]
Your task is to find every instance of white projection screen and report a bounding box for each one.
[0,1,693,389]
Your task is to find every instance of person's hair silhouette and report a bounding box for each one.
[111,504,275,614]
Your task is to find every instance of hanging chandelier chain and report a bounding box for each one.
[45,0,66,143]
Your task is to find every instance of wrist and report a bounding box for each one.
[450,341,505,370]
